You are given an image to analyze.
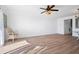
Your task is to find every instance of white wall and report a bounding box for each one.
[1,5,78,38]
[1,5,58,38]
[57,18,64,34]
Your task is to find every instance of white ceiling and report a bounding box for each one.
[0,5,79,19]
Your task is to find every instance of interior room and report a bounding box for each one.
[0,5,79,54]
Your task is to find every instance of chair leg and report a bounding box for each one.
[12,35,16,43]
[12,38,15,43]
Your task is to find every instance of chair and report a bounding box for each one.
[6,27,17,42]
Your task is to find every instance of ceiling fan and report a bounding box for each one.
[40,5,59,15]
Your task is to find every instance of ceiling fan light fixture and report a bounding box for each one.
[40,5,59,15]
[45,11,52,15]
[74,8,79,17]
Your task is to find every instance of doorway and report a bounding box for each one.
[64,19,72,35]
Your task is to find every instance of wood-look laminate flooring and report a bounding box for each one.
[26,34,79,54]
[4,34,79,54]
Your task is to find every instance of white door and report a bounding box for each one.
[0,10,4,46]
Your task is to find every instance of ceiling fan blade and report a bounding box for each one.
[50,5,55,8]
[47,5,50,9]
[41,11,46,14]
[51,9,59,11]
[40,8,46,10]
